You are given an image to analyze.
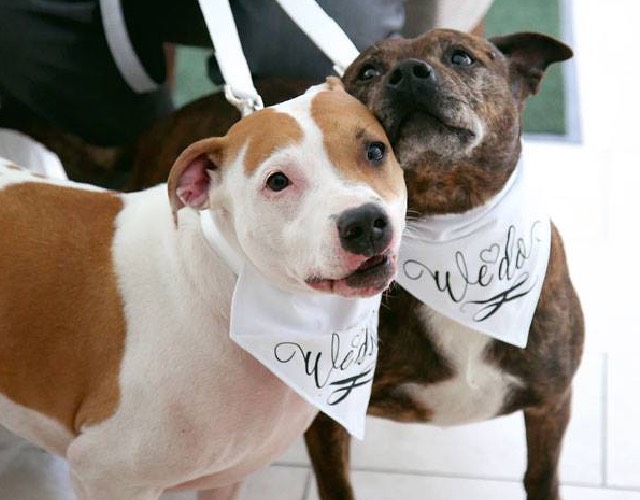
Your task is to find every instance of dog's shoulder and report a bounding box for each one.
[0,156,126,248]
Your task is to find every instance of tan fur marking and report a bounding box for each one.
[0,183,126,434]
[224,108,303,175]
[311,91,404,200]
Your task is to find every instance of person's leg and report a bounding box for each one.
[0,0,173,145]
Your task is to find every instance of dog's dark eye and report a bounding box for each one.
[266,171,290,192]
[367,142,386,164]
[451,50,474,67]
[357,64,381,81]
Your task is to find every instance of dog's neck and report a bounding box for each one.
[199,209,243,274]
[397,157,551,348]
[408,158,522,240]
[197,209,381,439]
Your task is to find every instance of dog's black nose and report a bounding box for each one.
[337,204,392,257]
[386,58,436,95]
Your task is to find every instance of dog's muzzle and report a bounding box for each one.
[305,203,397,296]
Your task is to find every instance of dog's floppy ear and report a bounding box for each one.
[490,32,573,102]
[167,137,225,222]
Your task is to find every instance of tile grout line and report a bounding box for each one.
[350,466,519,483]
[601,351,609,487]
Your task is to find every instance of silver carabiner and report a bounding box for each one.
[224,85,264,117]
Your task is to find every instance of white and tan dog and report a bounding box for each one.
[0,82,407,500]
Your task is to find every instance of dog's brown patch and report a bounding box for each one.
[0,182,126,434]
[311,91,404,201]
[224,108,304,175]
[125,80,314,191]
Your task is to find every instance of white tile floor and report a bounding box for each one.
[167,1,640,498]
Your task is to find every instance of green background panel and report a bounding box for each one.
[485,0,567,135]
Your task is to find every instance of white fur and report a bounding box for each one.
[0,395,72,457]
[398,305,522,425]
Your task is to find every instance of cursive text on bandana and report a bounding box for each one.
[396,160,551,348]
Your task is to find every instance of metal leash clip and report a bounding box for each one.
[224,85,264,117]
[201,0,358,116]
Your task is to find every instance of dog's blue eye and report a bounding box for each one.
[358,64,381,81]
[266,172,290,192]
[367,142,386,164]
[451,50,474,67]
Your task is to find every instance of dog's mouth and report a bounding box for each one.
[390,110,475,146]
[305,253,397,298]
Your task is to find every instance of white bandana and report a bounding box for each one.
[396,161,551,348]
[200,212,380,439]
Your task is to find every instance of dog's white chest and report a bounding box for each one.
[399,305,522,425]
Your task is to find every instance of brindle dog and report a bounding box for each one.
[304,29,584,500]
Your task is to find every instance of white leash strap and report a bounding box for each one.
[274,0,360,76]
[197,0,359,115]
[100,0,159,93]
[197,0,263,116]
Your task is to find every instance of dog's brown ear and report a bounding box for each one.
[490,32,573,101]
[167,137,225,222]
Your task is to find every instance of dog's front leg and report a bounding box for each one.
[67,438,164,500]
[197,483,242,500]
[523,390,572,500]
[304,412,354,500]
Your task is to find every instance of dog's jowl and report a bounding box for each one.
[305,29,584,500]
